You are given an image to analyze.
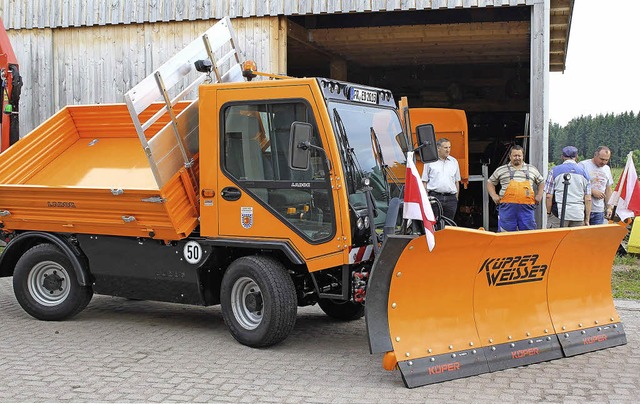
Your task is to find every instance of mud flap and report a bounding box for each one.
[366,224,627,388]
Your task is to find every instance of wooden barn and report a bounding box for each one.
[1,0,574,228]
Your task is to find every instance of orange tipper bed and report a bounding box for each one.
[0,103,199,240]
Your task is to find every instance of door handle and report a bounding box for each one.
[220,187,242,201]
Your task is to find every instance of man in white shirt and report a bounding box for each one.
[421,138,461,221]
[579,146,614,225]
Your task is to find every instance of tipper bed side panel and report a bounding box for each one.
[70,103,189,140]
[0,183,197,240]
[0,107,80,184]
[162,160,200,237]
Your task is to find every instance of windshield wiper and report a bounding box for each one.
[334,108,381,253]
[333,108,364,192]
[370,126,401,191]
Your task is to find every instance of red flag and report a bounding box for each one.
[611,152,640,221]
[403,151,436,251]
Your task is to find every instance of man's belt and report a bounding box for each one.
[428,191,456,196]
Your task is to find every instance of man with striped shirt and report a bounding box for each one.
[487,145,545,231]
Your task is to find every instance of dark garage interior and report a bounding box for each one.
[287,8,539,229]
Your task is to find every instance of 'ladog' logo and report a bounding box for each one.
[479,254,548,286]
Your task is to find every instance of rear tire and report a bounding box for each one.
[318,298,365,321]
[220,256,297,347]
[13,244,93,321]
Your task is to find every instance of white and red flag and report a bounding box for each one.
[610,151,640,221]
[403,151,436,251]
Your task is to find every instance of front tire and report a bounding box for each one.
[13,244,93,321]
[318,298,365,321]
[220,256,297,347]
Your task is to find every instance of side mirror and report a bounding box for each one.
[415,124,438,163]
[289,121,312,170]
[395,132,409,153]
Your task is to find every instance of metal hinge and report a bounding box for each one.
[122,215,136,223]
[0,210,10,216]
[111,189,124,196]
[141,196,166,204]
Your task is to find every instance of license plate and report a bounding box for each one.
[350,87,378,104]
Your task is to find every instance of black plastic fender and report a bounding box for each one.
[0,232,90,286]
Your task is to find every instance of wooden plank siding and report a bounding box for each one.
[5,17,282,135]
[1,0,534,29]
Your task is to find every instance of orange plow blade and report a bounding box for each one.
[547,224,628,356]
[366,224,627,388]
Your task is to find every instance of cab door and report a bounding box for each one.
[200,83,346,268]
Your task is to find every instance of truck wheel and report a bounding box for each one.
[13,244,93,321]
[318,299,365,321]
[220,256,297,347]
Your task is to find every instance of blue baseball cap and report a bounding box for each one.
[562,146,578,158]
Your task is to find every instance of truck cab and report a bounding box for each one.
[199,78,405,270]
[192,77,409,342]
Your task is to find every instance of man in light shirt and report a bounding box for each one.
[545,146,591,227]
[421,138,461,221]
[579,146,614,225]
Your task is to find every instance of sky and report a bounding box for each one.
[549,0,640,125]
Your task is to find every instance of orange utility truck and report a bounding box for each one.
[0,18,628,388]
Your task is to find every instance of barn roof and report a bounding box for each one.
[0,0,573,71]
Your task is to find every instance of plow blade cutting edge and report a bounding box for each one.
[365,224,627,388]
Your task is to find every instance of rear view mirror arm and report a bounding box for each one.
[412,140,432,154]
[297,141,332,172]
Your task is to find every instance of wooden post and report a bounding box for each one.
[530,0,550,227]
[330,59,348,81]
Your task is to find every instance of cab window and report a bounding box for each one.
[222,102,334,242]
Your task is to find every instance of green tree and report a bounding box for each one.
[549,111,640,168]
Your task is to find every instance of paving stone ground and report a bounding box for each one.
[1,277,638,403]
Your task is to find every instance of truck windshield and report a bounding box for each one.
[328,101,407,227]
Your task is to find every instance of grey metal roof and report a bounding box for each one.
[1,0,535,30]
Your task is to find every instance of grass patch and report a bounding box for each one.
[614,253,639,266]
[612,254,640,300]
[611,167,623,184]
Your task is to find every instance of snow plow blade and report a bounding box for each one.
[547,224,628,356]
[366,224,627,388]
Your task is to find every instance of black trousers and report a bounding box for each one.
[430,193,458,221]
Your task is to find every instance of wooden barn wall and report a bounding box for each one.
[1,0,534,30]
[5,17,283,135]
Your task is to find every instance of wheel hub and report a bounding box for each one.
[42,271,64,293]
[244,291,263,313]
[28,261,71,307]
[230,277,263,330]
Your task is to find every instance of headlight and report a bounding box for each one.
[356,217,364,230]
[364,216,370,229]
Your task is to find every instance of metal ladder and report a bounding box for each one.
[124,16,244,189]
